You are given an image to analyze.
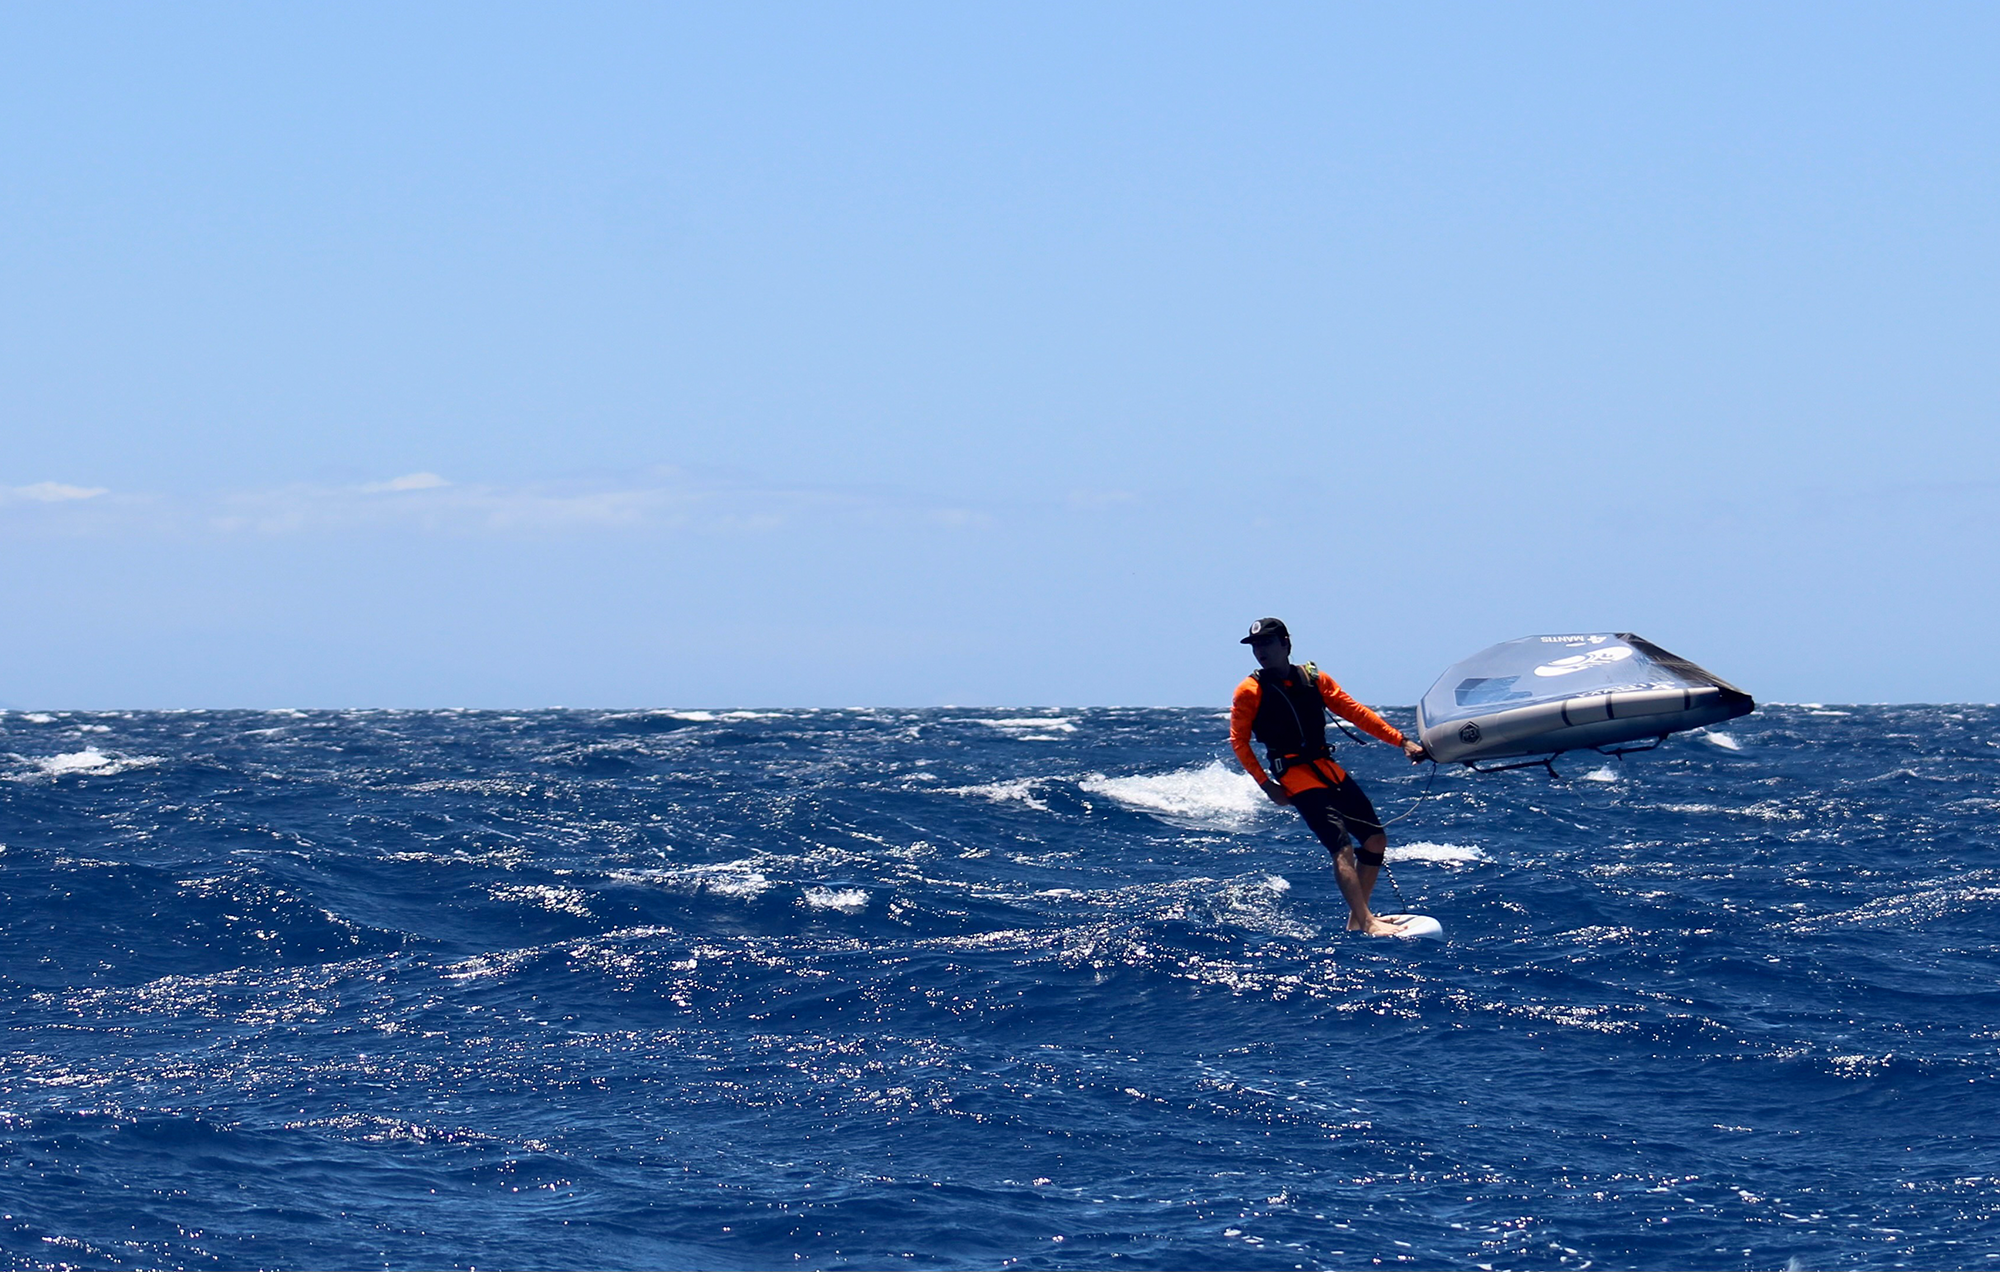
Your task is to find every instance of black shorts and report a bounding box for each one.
[1289,774,1385,855]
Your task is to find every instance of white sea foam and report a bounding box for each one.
[801,886,869,914]
[1579,765,1621,783]
[697,867,773,897]
[1385,841,1489,867]
[28,748,161,777]
[965,717,1078,735]
[945,778,1050,811]
[1655,800,1803,821]
[22,713,56,725]
[609,861,773,899]
[1078,761,1267,831]
[1703,732,1743,750]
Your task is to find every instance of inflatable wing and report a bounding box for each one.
[1417,634,1754,766]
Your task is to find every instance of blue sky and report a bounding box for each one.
[3,3,1995,707]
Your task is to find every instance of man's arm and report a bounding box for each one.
[1318,675,1408,748]
[1232,680,1295,803]
[1229,677,1271,785]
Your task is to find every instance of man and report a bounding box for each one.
[1229,617,1428,935]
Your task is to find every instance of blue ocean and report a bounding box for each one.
[1,704,1995,1270]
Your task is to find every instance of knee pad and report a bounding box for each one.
[1353,847,1385,867]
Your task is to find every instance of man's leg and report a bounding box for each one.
[1333,832,1404,935]
[1322,776,1405,935]
[1293,786,1405,935]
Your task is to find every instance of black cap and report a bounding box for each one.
[1240,617,1290,644]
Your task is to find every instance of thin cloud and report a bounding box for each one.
[8,481,109,503]
[361,472,452,493]
[0,469,1019,539]
[199,469,974,537]
[211,478,688,535]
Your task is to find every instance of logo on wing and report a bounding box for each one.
[1458,722,1482,744]
[1533,646,1634,677]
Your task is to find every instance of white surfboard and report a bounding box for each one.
[1378,914,1444,940]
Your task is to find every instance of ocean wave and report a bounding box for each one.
[488,883,593,917]
[942,777,1051,810]
[1385,841,1489,867]
[960,716,1078,735]
[12,747,164,778]
[606,861,775,899]
[4,704,1996,1271]
[1077,760,1267,830]
[800,886,870,914]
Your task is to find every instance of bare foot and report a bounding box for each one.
[1347,914,1411,936]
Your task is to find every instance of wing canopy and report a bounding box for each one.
[1417,633,1754,764]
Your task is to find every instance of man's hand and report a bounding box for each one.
[1260,779,1291,805]
[1403,739,1430,764]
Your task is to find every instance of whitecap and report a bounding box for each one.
[608,861,773,899]
[1579,766,1621,783]
[29,744,100,776]
[801,886,868,914]
[1703,732,1743,750]
[31,748,161,777]
[694,867,773,898]
[1386,842,1489,866]
[963,717,1078,734]
[943,778,1050,811]
[1077,761,1267,831]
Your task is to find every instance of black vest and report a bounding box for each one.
[1251,664,1331,774]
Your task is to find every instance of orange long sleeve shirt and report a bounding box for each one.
[1230,668,1407,793]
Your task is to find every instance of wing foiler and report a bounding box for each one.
[1417,633,1754,770]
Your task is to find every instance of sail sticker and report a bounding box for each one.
[1534,646,1635,677]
